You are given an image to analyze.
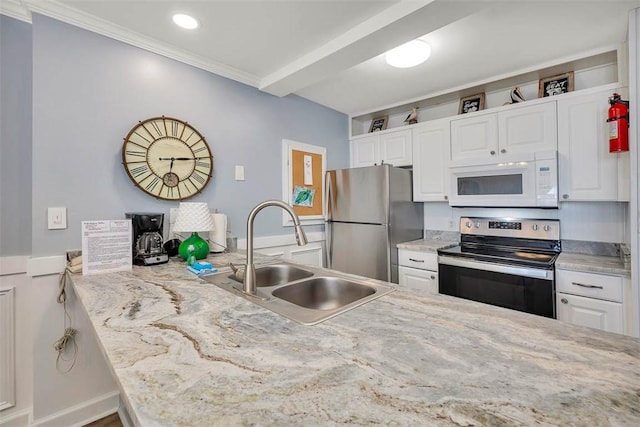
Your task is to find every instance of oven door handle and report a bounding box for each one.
[438,255,553,280]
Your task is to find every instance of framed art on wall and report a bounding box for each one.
[539,72,574,97]
[458,93,485,114]
[369,115,388,132]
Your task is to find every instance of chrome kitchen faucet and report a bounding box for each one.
[243,200,308,295]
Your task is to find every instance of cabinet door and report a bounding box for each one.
[450,113,498,163]
[557,89,620,201]
[398,266,438,294]
[557,292,624,334]
[412,119,450,202]
[498,102,557,155]
[350,135,379,168]
[380,129,412,166]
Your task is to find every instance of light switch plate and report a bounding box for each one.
[235,165,245,181]
[48,207,67,230]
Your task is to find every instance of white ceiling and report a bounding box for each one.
[6,0,640,115]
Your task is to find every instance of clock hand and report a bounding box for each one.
[158,157,209,161]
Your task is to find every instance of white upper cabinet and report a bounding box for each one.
[351,129,412,167]
[450,113,498,163]
[557,86,629,202]
[498,102,557,154]
[412,118,451,202]
[350,134,379,168]
[450,102,557,164]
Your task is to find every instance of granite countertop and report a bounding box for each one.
[69,253,640,426]
[397,238,458,253]
[556,252,630,277]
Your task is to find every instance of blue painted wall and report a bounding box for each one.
[25,14,349,257]
[0,15,32,256]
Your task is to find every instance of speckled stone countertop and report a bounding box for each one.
[69,252,640,426]
[396,238,458,253]
[556,252,630,277]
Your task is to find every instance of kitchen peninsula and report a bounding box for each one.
[69,254,640,426]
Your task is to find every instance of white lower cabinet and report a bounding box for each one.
[556,268,625,334]
[398,249,438,294]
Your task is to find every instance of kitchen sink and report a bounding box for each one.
[272,277,376,310]
[230,263,314,287]
[201,262,394,325]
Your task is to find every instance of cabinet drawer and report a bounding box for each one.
[398,250,437,270]
[556,269,623,302]
[398,266,438,294]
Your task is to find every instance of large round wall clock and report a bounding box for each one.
[122,116,213,200]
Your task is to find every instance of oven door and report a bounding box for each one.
[438,255,556,318]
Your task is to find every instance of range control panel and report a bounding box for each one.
[460,217,560,240]
[489,221,522,230]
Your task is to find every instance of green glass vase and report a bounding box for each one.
[178,232,210,262]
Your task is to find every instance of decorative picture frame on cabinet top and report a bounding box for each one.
[369,115,388,132]
[538,72,574,98]
[458,93,485,114]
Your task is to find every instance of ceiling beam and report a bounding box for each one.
[259,0,483,97]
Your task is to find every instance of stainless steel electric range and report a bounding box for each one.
[438,217,561,318]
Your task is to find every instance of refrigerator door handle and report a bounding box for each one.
[325,221,333,268]
[324,171,333,268]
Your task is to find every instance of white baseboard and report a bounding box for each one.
[0,407,31,427]
[31,391,119,427]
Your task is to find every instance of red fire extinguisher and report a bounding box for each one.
[607,93,629,152]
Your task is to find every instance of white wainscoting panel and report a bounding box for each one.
[0,288,15,412]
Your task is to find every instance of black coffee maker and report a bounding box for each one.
[126,212,169,266]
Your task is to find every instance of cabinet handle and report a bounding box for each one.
[500,148,506,154]
[409,258,425,263]
[490,150,496,155]
[572,281,603,290]
[430,275,435,280]
[444,195,448,200]
[562,194,569,200]
[561,298,568,304]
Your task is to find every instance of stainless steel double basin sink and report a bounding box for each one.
[201,262,395,325]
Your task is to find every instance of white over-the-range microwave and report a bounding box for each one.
[448,150,558,208]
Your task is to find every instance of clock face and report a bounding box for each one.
[122,116,213,200]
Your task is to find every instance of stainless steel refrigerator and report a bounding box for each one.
[325,164,424,283]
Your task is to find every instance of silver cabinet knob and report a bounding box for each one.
[490,150,496,155]
[430,275,435,280]
[561,298,568,304]
[562,194,569,200]
[500,148,506,154]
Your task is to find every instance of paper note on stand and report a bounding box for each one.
[81,220,132,275]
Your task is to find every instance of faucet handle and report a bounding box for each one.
[229,262,244,281]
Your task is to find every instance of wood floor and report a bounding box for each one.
[83,413,123,427]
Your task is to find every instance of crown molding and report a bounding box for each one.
[0,0,31,22]
[20,0,260,88]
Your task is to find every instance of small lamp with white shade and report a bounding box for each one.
[173,202,215,261]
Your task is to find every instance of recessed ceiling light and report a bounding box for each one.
[172,13,198,30]
[385,40,431,68]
